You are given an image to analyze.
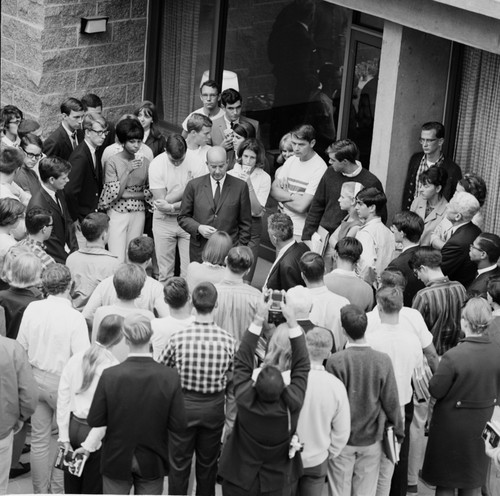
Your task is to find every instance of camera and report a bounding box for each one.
[482,421,500,448]
[265,290,286,326]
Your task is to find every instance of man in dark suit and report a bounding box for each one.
[441,191,482,287]
[387,211,425,306]
[65,112,108,246]
[468,233,500,297]
[178,146,252,263]
[27,157,77,263]
[218,294,310,495]
[264,212,309,291]
[210,88,260,164]
[43,98,85,161]
[87,314,187,495]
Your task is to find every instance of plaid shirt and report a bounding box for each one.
[16,238,55,271]
[158,321,235,394]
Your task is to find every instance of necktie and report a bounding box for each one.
[70,132,77,150]
[230,122,235,130]
[214,181,221,207]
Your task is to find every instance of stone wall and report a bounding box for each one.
[1,0,148,135]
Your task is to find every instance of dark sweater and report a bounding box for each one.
[326,345,403,446]
[302,167,384,240]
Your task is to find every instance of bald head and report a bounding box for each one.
[207,146,228,181]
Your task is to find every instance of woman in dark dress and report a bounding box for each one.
[422,297,500,495]
[134,100,167,158]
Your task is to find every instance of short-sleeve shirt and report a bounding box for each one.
[276,153,327,235]
[181,107,225,132]
[229,164,271,208]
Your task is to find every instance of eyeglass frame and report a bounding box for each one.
[89,128,109,137]
[22,148,43,160]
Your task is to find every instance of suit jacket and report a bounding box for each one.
[441,222,482,287]
[410,195,448,246]
[387,246,425,307]
[178,174,252,263]
[87,357,187,481]
[27,188,77,263]
[218,329,309,492]
[265,241,309,291]
[43,124,75,161]
[467,265,500,298]
[66,141,103,222]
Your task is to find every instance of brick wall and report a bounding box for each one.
[1,0,148,135]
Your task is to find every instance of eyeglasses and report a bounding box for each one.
[23,149,43,160]
[90,129,109,136]
[8,118,22,125]
[419,138,438,144]
[201,93,218,100]
[470,244,485,253]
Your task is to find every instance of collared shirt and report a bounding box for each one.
[17,295,90,375]
[158,321,235,394]
[210,174,226,197]
[84,139,98,168]
[16,237,55,270]
[342,161,363,177]
[223,115,238,130]
[478,264,498,276]
[41,182,58,205]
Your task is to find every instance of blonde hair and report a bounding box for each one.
[462,297,492,334]
[122,314,153,345]
[264,325,292,371]
[7,251,42,288]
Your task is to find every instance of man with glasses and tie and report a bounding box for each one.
[402,121,462,211]
[66,112,108,247]
[43,98,85,161]
[178,145,252,263]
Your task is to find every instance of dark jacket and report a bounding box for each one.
[467,265,500,298]
[265,241,309,291]
[43,124,75,161]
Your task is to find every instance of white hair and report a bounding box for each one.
[448,191,480,222]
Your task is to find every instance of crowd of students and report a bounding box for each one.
[1,86,500,496]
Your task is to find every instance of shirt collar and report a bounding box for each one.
[224,115,238,129]
[78,246,117,257]
[477,264,498,276]
[342,162,363,177]
[41,182,57,201]
[346,342,371,348]
[84,138,98,154]
[210,174,226,190]
[401,242,419,253]
[128,352,153,357]
[331,268,357,277]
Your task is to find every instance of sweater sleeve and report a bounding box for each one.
[302,173,327,241]
[380,359,404,441]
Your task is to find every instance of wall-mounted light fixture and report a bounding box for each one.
[80,16,109,34]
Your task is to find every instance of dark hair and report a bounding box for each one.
[299,251,324,282]
[0,147,24,174]
[340,304,367,340]
[192,282,218,314]
[18,120,40,139]
[201,231,232,265]
[25,207,52,235]
[410,246,442,270]
[476,233,500,263]
[418,165,448,193]
[60,97,83,115]
[165,134,187,160]
[291,123,316,142]
[113,264,146,300]
[115,118,144,143]
[335,237,363,264]
[458,173,487,207]
[220,88,242,107]
[200,79,220,94]
[80,93,103,110]
[254,365,285,402]
[43,263,72,295]
[163,277,190,309]
[233,121,256,140]
[421,122,445,139]
[186,113,213,133]
[268,212,294,242]
[487,277,500,305]
[356,187,387,217]
[392,211,424,243]
[127,236,154,264]
[226,246,253,275]
[1,105,23,123]
[38,157,71,182]
[380,269,407,290]
[376,286,403,314]
[326,139,359,163]
[0,198,25,227]
[236,138,265,169]
[134,100,164,140]
[81,212,109,242]
[20,132,43,152]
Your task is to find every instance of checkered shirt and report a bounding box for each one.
[158,321,236,394]
[16,238,55,271]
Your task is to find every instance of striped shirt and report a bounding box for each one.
[213,279,262,343]
[158,321,235,394]
[16,237,55,271]
[412,277,466,355]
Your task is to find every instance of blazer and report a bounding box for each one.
[218,329,309,492]
[467,265,500,298]
[66,141,103,222]
[387,246,425,307]
[410,195,448,246]
[43,124,75,161]
[265,241,309,291]
[27,187,77,263]
[87,357,187,481]
[178,174,252,263]
[441,222,482,287]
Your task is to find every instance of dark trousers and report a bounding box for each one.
[64,414,102,494]
[390,400,414,496]
[244,216,263,283]
[168,390,225,496]
[297,459,328,496]
[222,478,297,496]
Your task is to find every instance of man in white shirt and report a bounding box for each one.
[184,113,212,173]
[17,264,90,494]
[149,134,207,281]
[271,124,327,239]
